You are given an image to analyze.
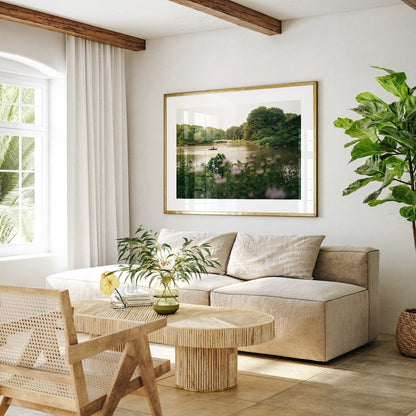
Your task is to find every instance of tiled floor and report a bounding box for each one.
[5,334,416,416]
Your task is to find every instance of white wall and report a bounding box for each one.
[126,4,416,333]
[0,19,67,287]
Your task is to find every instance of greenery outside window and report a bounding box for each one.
[0,73,47,256]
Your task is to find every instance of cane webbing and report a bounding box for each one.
[0,290,73,398]
[0,289,142,402]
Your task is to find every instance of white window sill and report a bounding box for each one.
[0,252,57,263]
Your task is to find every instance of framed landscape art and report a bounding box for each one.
[164,81,317,216]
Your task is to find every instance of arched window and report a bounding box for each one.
[0,66,48,256]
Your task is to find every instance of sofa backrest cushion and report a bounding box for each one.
[226,232,325,280]
[157,229,237,275]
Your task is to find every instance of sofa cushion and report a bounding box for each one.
[211,277,368,361]
[176,274,243,305]
[211,276,365,301]
[226,233,325,280]
[157,229,237,275]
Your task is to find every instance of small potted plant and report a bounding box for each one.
[116,226,219,314]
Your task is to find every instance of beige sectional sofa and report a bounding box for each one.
[46,229,379,362]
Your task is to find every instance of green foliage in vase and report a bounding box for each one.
[334,66,416,251]
[116,226,220,287]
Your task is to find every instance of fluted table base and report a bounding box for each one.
[175,346,237,391]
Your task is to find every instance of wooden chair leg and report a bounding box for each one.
[100,343,141,416]
[132,335,163,416]
[0,397,11,416]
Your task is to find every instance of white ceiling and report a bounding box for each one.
[4,0,402,39]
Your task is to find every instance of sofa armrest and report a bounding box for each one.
[313,246,378,288]
[313,246,380,342]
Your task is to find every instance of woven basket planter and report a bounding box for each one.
[396,308,416,357]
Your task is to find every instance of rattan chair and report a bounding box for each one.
[0,285,170,416]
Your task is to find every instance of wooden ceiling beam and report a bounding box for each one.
[169,0,281,35]
[170,0,282,35]
[0,1,145,51]
[402,0,416,10]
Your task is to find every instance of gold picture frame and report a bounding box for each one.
[164,81,318,216]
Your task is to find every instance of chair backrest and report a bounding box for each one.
[0,285,79,406]
[0,285,70,370]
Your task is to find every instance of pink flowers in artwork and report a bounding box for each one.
[214,173,227,184]
[231,165,242,175]
[188,166,204,174]
[265,187,286,199]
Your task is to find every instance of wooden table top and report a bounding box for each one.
[74,300,274,349]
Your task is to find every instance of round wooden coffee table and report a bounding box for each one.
[74,302,274,392]
[148,304,274,391]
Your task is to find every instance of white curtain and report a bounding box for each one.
[66,36,130,269]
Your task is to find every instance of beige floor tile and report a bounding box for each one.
[308,367,416,400]
[157,371,295,401]
[263,380,416,416]
[238,353,328,381]
[326,335,397,367]
[233,403,323,416]
[114,409,149,416]
[120,385,253,416]
[157,374,176,387]
[338,352,416,379]
[354,337,399,357]
[208,373,296,401]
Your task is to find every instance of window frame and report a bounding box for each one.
[0,72,48,257]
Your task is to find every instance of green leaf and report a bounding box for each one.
[351,101,388,120]
[363,188,383,203]
[355,155,384,176]
[391,185,416,205]
[400,205,416,221]
[371,66,396,75]
[344,139,359,148]
[345,119,379,142]
[388,101,406,121]
[334,117,354,130]
[382,169,396,188]
[379,136,398,152]
[376,72,409,101]
[384,155,405,179]
[404,95,416,120]
[342,177,374,196]
[350,138,385,162]
[379,125,416,151]
[368,193,396,206]
[355,92,386,104]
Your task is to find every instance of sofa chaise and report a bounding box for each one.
[46,229,379,362]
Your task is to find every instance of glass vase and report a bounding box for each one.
[152,280,179,315]
[110,290,127,310]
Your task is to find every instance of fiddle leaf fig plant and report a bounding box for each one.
[334,66,416,251]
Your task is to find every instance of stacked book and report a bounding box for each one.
[125,289,152,307]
